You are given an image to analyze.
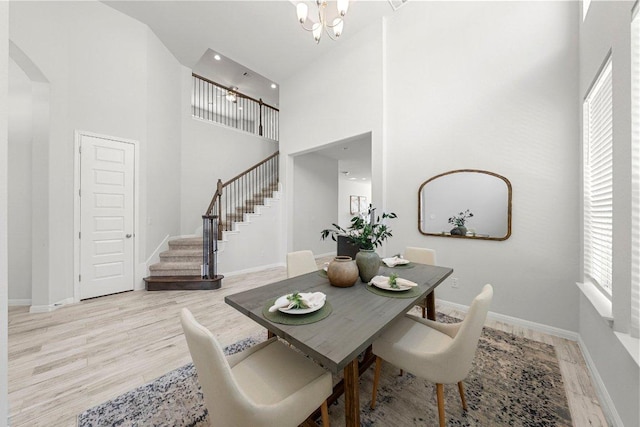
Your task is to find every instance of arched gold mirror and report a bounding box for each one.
[418,169,512,240]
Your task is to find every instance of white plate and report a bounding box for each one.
[275,294,326,314]
[371,281,412,292]
[382,257,411,267]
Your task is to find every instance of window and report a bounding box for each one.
[583,57,613,296]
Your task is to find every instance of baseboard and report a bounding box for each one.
[222,262,286,278]
[29,297,74,313]
[136,262,147,291]
[436,299,579,341]
[577,335,623,427]
[315,251,336,259]
[8,299,31,306]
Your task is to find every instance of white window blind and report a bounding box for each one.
[631,14,640,338]
[583,58,613,296]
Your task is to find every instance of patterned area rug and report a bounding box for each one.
[78,315,572,426]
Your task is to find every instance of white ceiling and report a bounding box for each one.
[103,1,387,177]
[192,48,280,107]
[313,133,372,181]
[103,0,393,105]
[103,1,396,90]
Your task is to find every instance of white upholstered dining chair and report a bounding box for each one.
[403,247,437,318]
[287,250,318,278]
[180,308,332,427]
[370,284,494,427]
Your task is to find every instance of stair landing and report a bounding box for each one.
[144,275,223,291]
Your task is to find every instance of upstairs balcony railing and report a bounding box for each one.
[192,73,279,142]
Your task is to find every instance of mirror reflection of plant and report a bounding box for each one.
[321,206,397,251]
[448,209,474,227]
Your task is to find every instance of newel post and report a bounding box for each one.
[259,98,264,137]
[216,179,223,241]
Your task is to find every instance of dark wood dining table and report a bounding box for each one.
[225,262,453,427]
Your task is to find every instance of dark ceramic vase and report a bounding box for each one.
[355,249,380,283]
[450,226,467,236]
[327,256,359,287]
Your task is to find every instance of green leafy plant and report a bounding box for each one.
[389,273,399,289]
[448,209,474,227]
[286,292,309,309]
[320,206,397,251]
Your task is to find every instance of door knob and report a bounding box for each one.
[126,234,132,238]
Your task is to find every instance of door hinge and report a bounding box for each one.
[79,274,81,282]
[79,145,82,154]
[78,232,81,239]
[79,189,81,197]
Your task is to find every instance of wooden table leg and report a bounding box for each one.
[267,330,275,339]
[426,291,436,321]
[343,358,360,427]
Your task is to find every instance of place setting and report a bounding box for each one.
[261,290,333,325]
[366,273,422,298]
[381,255,415,269]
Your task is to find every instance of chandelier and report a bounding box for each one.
[296,0,350,44]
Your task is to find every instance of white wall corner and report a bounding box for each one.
[29,296,74,313]
[577,335,624,427]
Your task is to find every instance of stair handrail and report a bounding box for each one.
[204,150,279,247]
[205,151,280,216]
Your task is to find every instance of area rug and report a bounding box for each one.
[78,315,572,426]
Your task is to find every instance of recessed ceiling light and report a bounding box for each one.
[214,54,221,61]
[271,83,277,89]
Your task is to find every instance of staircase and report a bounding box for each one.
[144,152,279,290]
[148,237,202,277]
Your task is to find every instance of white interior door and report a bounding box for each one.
[80,134,135,299]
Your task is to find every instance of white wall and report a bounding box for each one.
[9,1,184,304]
[338,176,371,229]
[217,195,283,274]
[383,1,580,332]
[292,152,338,255]
[280,22,384,252]
[8,58,32,302]
[1,2,10,423]
[282,1,580,332]
[180,67,278,234]
[144,31,183,260]
[580,2,639,426]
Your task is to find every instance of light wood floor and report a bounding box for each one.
[8,261,610,427]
